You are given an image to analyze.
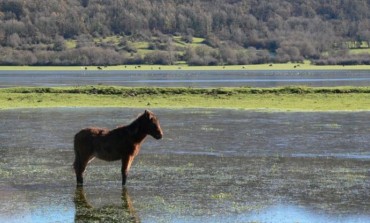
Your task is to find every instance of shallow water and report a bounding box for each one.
[1,70,370,87]
[0,108,369,223]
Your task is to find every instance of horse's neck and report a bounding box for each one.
[127,117,147,144]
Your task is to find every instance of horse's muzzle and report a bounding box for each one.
[154,131,163,139]
[155,133,163,140]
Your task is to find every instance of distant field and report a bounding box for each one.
[349,48,370,55]
[1,86,369,111]
[1,61,370,71]
[59,35,370,69]
[346,41,370,54]
[4,34,370,69]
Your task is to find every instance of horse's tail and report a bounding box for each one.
[73,133,81,172]
[73,152,80,172]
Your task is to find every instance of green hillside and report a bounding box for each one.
[1,0,370,66]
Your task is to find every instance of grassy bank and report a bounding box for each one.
[1,86,370,111]
[1,61,370,71]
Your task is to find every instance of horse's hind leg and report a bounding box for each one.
[73,153,84,186]
[74,151,94,186]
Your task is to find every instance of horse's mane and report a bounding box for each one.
[129,111,147,126]
[111,111,153,140]
[122,111,149,138]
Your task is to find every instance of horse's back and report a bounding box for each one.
[74,127,109,151]
[75,127,109,137]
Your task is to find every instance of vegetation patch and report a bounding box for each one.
[1,86,370,111]
[4,86,370,95]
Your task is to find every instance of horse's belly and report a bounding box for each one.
[95,148,122,161]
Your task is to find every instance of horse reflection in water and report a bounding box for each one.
[74,187,140,223]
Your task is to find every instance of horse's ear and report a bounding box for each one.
[144,110,151,118]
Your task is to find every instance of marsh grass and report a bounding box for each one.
[4,85,370,95]
[130,154,370,216]
[1,145,370,221]
[1,86,370,111]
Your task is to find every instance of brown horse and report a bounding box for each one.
[73,110,163,186]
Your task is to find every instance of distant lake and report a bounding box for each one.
[0,69,370,87]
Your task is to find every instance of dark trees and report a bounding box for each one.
[1,0,370,65]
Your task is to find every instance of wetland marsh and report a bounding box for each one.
[0,108,369,223]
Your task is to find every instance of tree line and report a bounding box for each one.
[1,0,370,66]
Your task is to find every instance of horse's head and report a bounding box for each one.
[143,110,163,140]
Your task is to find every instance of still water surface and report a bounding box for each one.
[1,70,370,87]
[0,108,369,222]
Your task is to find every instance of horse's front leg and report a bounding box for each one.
[121,155,135,185]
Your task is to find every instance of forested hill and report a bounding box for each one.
[1,0,370,66]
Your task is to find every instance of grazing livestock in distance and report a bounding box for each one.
[73,110,163,186]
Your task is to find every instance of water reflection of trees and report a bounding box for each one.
[74,187,140,223]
